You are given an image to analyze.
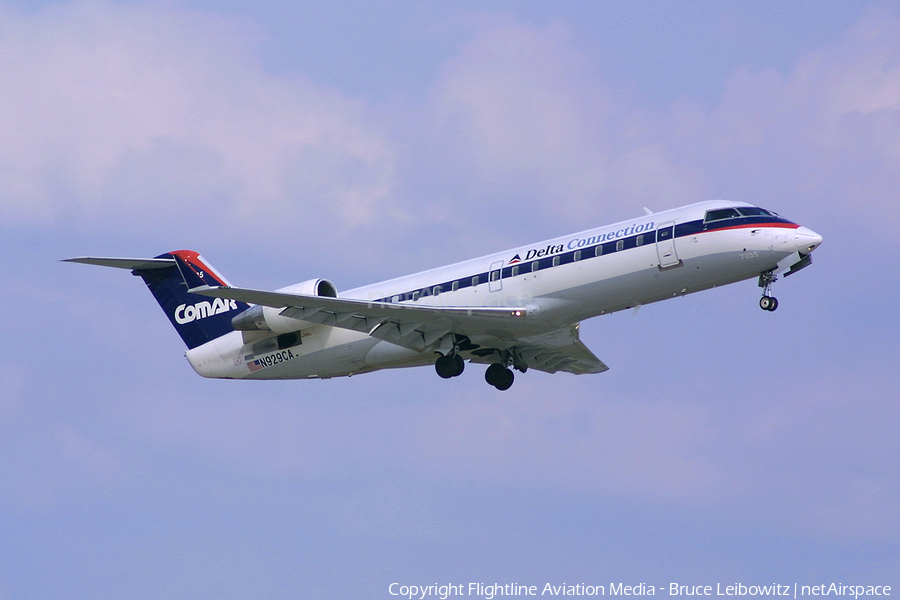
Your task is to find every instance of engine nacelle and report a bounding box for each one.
[231,278,338,334]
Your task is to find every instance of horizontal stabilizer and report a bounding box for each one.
[63,256,176,270]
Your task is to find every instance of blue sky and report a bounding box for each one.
[1,1,898,598]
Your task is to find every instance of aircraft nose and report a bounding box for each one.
[794,226,823,254]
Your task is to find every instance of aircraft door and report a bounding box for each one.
[656,221,681,268]
[489,260,504,292]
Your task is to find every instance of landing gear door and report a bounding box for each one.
[489,260,504,292]
[656,221,680,268]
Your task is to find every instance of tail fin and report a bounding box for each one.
[64,250,250,349]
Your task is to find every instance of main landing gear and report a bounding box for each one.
[758,269,779,312]
[434,352,465,379]
[484,363,515,391]
[484,349,527,391]
[434,345,524,391]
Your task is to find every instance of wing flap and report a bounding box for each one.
[515,326,609,375]
[517,341,608,374]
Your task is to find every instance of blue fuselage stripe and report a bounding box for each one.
[374,216,797,304]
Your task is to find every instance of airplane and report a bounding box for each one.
[66,200,822,390]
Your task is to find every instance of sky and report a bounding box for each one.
[1,0,899,598]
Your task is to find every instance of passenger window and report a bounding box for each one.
[391,295,400,304]
[472,275,479,286]
[636,235,644,246]
[511,265,519,277]
[412,291,420,301]
[433,285,441,296]
[531,261,539,272]
[616,240,624,251]
[490,270,500,282]
[595,246,603,257]
[574,250,581,261]
[552,256,560,267]
[451,281,459,292]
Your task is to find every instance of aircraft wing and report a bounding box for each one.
[191,284,532,347]
[191,285,608,374]
[504,326,609,375]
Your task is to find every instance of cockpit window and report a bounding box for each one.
[704,208,741,222]
[737,207,775,217]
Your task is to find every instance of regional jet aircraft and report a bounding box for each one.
[66,201,822,390]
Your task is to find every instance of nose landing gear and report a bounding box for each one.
[759,295,779,311]
[758,269,778,311]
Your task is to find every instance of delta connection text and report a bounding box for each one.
[387,582,891,600]
[516,221,657,262]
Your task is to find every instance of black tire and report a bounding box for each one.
[485,363,506,386]
[760,296,774,311]
[495,368,514,391]
[768,297,779,311]
[453,353,465,377]
[435,355,455,379]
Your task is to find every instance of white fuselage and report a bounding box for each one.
[185,201,821,380]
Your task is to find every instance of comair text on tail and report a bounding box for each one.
[65,200,823,390]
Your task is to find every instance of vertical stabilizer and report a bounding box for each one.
[65,250,250,349]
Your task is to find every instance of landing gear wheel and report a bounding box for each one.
[435,353,466,379]
[485,363,514,390]
[495,369,514,391]
[485,363,505,386]
[453,353,465,376]
[758,270,779,312]
[435,355,454,378]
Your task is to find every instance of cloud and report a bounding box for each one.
[5,2,899,247]
[0,0,395,233]
[667,8,900,226]
[422,14,703,225]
